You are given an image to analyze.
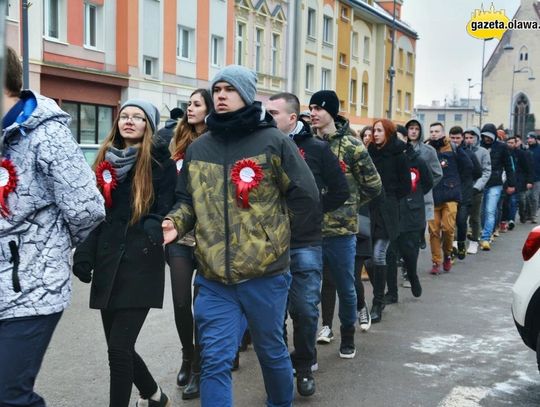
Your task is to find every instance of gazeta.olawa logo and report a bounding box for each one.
[466,3,509,39]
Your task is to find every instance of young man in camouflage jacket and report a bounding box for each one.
[163,65,319,407]
[309,90,382,359]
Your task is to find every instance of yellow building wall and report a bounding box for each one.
[336,2,351,114]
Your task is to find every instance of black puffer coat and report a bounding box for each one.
[368,136,411,241]
[74,144,176,309]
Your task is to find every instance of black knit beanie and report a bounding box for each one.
[309,90,339,119]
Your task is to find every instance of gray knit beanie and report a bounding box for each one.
[210,65,258,105]
[120,99,160,133]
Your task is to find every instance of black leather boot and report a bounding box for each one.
[371,265,386,322]
[370,303,383,323]
[296,370,315,397]
[182,372,200,400]
[176,359,191,387]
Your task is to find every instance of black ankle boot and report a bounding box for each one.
[296,371,315,396]
[383,292,398,305]
[176,359,191,387]
[370,303,383,323]
[182,372,200,400]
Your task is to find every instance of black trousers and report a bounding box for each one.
[386,230,421,297]
[456,202,472,242]
[101,308,158,407]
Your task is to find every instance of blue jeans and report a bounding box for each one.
[194,273,293,407]
[0,312,62,407]
[481,186,503,241]
[322,235,357,329]
[288,246,322,372]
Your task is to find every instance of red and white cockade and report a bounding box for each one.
[96,161,118,208]
[174,152,185,174]
[230,159,264,208]
[410,167,420,193]
[0,158,18,217]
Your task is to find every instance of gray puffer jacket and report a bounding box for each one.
[0,91,105,319]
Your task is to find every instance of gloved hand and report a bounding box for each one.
[73,262,93,283]
[142,214,165,246]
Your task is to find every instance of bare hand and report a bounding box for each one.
[506,186,516,195]
[162,219,178,244]
[527,183,533,190]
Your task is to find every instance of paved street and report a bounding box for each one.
[37,222,540,406]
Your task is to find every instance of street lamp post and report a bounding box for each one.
[479,38,493,128]
[387,0,397,119]
[466,78,480,128]
[508,66,535,136]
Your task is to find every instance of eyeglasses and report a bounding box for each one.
[118,115,146,124]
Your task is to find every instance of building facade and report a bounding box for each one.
[483,0,539,138]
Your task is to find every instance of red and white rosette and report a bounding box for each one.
[298,148,306,160]
[410,167,420,193]
[339,159,347,173]
[96,161,118,208]
[230,159,264,208]
[0,158,18,217]
[174,152,185,175]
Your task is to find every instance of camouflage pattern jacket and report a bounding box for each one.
[167,104,319,284]
[319,116,382,237]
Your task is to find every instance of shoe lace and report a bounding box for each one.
[359,307,369,322]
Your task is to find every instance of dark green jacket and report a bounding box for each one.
[319,117,382,237]
[167,106,319,284]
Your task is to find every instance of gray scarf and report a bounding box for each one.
[105,146,139,182]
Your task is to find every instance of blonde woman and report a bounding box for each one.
[73,99,175,407]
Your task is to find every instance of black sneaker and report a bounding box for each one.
[296,371,315,397]
[508,220,515,230]
[383,292,398,305]
[339,326,356,359]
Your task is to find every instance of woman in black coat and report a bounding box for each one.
[366,119,411,323]
[73,99,175,407]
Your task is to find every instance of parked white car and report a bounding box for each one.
[512,225,540,372]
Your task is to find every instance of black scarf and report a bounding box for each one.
[206,103,265,137]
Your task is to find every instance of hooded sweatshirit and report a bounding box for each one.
[166,103,320,284]
[463,127,491,192]
[0,91,105,320]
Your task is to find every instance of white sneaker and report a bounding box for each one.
[467,241,478,254]
[316,326,334,343]
[357,305,372,332]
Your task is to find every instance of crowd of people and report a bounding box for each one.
[1,49,539,407]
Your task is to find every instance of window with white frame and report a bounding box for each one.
[351,32,359,59]
[211,35,224,67]
[350,79,357,104]
[6,0,19,20]
[397,90,402,111]
[339,53,347,67]
[178,26,195,61]
[361,82,368,106]
[406,52,413,72]
[399,49,404,70]
[255,28,263,72]
[236,21,246,65]
[44,0,64,40]
[307,8,316,38]
[271,33,280,76]
[321,68,331,90]
[363,36,370,61]
[322,15,333,44]
[143,56,157,77]
[405,92,412,112]
[305,64,314,91]
[84,3,102,48]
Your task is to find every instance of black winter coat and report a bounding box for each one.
[74,145,176,309]
[511,148,534,192]
[399,145,434,232]
[482,140,516,188]
[459,145,482,206]
[368,137,411,241]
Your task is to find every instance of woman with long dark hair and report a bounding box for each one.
[73,99,175,407]
[366,119,411,323]
[168,88,213,400]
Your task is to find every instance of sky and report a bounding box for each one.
[401,0,521,106]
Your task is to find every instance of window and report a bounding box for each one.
[418,113,425,122]
[84,3,99,48]
[398,49,404,70]
[341,6,349,21]
[437,113,446,121]
[339,53,347,67]
[361,82,368,106]
[255,28,264,72]
[271,34,280,76]
[177,100,188,112]
[6,0,19,20]
[322,15,333,44]
[305,64,314,91]
[211,35,224,67]
[62,102,113,145]
[351,32,359,59]
[406,52,413,72]
[307,8,316,38]
[363,36,370,61]
[405,92,411,112]
[44,0,61,39]
[321,68,331,90]
[236,22,246,65]
[178,26,195,60]
[143,56,157,77]
[454,113,463,121]
[350,79,357,104]
[397,90,402,111]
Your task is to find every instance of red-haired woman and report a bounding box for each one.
[366,119,411,323]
